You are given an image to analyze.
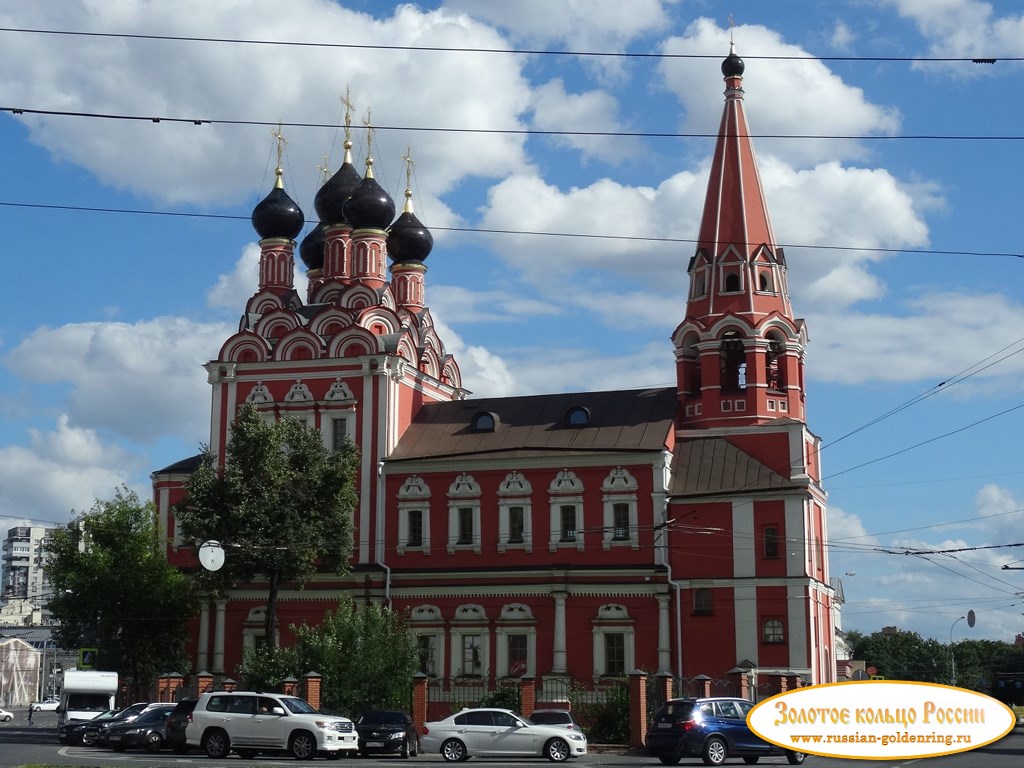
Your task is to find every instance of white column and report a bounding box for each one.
[552,592,567,673]
[213,598,227,674]
[197,599,211,672]
[657,595,671,674]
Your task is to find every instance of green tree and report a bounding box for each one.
[45,487,197,696]
[175,405,358,649]
[849,629,947,682]
[240,599,419,716]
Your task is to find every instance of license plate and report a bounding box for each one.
[367,741,384,747]
[657,722,672,729]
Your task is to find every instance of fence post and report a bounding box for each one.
[412,673,428,739]
[693,674,713,698]
[655,671,673,704]
[281,675,299,697]
[726,668,750,700]
[302,672,322,709]
[628,670,648,749]
[519,676,536,719]
[196,671,214,694]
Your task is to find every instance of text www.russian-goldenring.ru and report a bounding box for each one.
[790,732,973,748]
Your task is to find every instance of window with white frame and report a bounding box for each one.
[592,604,635,678]
[408,604,444,677]
[548,470,584,552]
[494,604,536,678]
[447,474,481,554]
[497,471,532,553]
[331,416,350,450]
[397,476,431,556]
[450,604,489,678]
[601,467,639,550]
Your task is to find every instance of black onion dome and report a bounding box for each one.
[299,222,326,270]
[343,174,396,230]
[388,210,433,263]
[314,160,362,223]
[251,178,305,240]
[722,48,744,77]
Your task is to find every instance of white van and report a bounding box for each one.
[57,669,118,742]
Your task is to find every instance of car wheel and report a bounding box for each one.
[786,750,807,765]
[1,715,10,723]
[411,738,418,757]
[658,756,682,766]
[702,736,728,766]
[441,738,468,762]
[545,737,571,762]
[400,737,410,759]
[145,732,163,753]
[202,729,231,759]
[743,757,760,765]
[290,730,317,760]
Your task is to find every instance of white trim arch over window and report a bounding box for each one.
[549,470,584,552]
[397,475,431,555]
[591,603,635,678]
[601,466,639,550]
[447,473,481,554]
[497,471,533,553]
[495,603,536,678]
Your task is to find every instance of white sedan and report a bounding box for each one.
[0,707,12,722]
[421,707,587,762]
[31,698,60,712]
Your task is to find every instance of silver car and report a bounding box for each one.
[421,707,587,762]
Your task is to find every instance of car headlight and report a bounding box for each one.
[125,728,142,735]
[568,733,585,742]
[387,731,405,739]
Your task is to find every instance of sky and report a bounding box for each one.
[0,0,1022,649]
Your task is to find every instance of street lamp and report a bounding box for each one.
[949,609,976,686]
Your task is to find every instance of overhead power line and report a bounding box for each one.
[0,26,1020,63]
[4,105,1024,143]
[0,200,1021,260]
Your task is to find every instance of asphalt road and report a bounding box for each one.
[2,708,1022,768]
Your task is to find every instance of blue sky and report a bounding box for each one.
[0,0,1022,646]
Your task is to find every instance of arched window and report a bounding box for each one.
[762,619,785,644]
[719,332,746,391]
[565,406,591,427]
[724,272,741,292]
[471,412,497,433]
[766,337,786,391]
[763,527,779,559]
[693,588,713,615]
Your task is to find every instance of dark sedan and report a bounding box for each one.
[355,710,418,758]
[107,704,177,752]
[61,709,118,745]
[82,702,150,747]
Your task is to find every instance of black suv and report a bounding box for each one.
[167,697,198,753]
[355,710,418,758]
[646,697,806,766]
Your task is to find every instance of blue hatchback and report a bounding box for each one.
[646,697,807,766]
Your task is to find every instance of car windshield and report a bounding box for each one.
[655,701,696,722]
[358,711,405,725]
[281,697,317,715]
[136,709,172,724]
[66,693,111,712]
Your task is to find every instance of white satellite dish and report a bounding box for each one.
[198,540,226,571]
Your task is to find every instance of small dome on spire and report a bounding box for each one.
[343,157,396,231]
[314,140,362,224]
[299,222,326,269]
[722,41,745,77]
[251,168,305,240]
[388,190,433,263]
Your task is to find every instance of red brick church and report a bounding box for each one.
[153,45,835,694]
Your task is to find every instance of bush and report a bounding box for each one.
[569,680,629,743]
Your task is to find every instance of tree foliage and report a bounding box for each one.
[175,405,359,648]
[850,629,1024,691]
[44,486,196,696]
[240,599,419,716]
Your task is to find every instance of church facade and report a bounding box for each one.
[153,46,835,692]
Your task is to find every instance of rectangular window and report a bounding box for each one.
[508,506,524,544]
[560,505,577,542]
[457,507,474,545]
[763,527,779,559]
[418,635,437,676]
[604,633,625,676]
[612,503,630,540]
[331,417,349,450]
[462,634,483,676]
[407,510,423,548]
[508,634,528,676]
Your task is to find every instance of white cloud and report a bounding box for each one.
[208,243,261,310]
[4,317,227,443]
[886,0,1024,66]
[659,19,902,166]
[0,1,533,208]
[529,79,642,163]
